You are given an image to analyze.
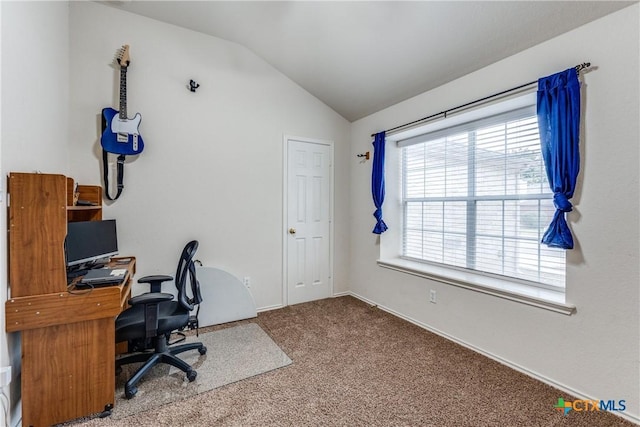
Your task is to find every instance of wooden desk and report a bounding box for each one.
[5,258,136,427]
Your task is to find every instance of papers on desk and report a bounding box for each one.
[109,268,127,277]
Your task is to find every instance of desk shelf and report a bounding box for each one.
[67,178,102,222]
[67,205,101,211]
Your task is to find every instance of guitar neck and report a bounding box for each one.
[119,67,128,119]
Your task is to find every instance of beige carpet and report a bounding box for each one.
[62,323,291,424]
[66,296,633,426]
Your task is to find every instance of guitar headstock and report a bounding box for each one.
[116,45,130,68]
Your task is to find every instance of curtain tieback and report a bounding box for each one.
[553,192,573,212]
[373,208,387,233]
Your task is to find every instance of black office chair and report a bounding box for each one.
[115,240,207,399]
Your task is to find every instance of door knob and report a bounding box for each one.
[289,228,296,235]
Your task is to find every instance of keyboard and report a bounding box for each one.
[79,267,127,286]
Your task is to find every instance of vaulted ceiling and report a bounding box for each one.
[103,1,634,121]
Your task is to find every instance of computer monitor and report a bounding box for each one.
[65,219,118,268]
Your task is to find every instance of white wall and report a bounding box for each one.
[1,2,70,174]
[68,2,351,310]
[0,2,70,425]
[349,4,639,422]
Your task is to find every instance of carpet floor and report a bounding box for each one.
[69,296,633,426]
[110,323,291,419]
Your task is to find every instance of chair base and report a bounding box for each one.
[116,338,207,399]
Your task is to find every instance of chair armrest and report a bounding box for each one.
[128,292,174,307]
[138,274,173,293]
[138,274,173,284]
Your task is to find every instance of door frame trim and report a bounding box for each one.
[282,135,335,307]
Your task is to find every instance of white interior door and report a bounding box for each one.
[286,138,332,305]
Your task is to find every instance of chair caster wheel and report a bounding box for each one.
[187,370,197,382]
[199,346,207,355]
[125,385,138,399]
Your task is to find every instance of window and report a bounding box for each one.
[400,106,565,289]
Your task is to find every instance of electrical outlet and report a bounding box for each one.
[0,366,11,387]
[243,277,251,288]
[429,290,437,304]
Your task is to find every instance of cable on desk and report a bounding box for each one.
[67,283,94,295]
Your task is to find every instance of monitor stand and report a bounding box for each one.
[89,258,110,269]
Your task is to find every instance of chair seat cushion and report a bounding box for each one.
[116,301,189,342]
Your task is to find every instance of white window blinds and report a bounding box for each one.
[401,106,565,288]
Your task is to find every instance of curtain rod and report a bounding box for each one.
[371,62,591,138]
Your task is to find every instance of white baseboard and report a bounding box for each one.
[345,291,639,425]
[258,292,349,313]
[332,291,350,298]
[256,303,284,313]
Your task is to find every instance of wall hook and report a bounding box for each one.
[357,152,370,160]
[189,79,200,92]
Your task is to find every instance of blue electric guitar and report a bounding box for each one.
[101,45,144,156]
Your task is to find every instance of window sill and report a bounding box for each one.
[377,258,576,316]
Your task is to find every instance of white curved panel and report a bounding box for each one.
[196,267,257,327]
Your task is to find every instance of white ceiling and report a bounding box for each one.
[103,1,634,122]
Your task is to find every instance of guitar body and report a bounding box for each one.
[101,107,145,155]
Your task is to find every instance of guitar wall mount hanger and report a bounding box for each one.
[189,79,200,92]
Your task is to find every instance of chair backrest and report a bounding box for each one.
[175,240,203,311]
